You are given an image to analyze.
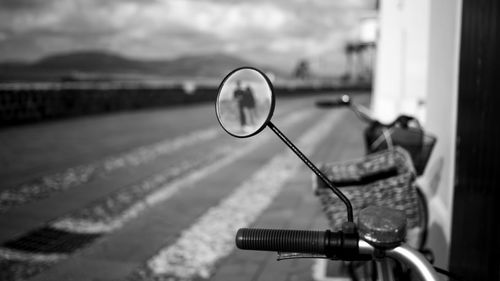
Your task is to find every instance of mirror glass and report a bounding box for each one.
[216,67,275,138]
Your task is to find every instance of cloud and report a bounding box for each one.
[0,0,47,11]
[0,0,376,74]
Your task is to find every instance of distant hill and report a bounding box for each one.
[0,50,279,82]
[157,53,252,76]
[34,51,146,72]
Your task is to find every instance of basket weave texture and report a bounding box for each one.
[313,147,421,231]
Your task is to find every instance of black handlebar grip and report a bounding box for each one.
[315,95,351,108]
[315,100,344,108]
[235,228,332,255]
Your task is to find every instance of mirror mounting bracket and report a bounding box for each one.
[267,121,354,222]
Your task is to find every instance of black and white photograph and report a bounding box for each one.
[0,0,498,280]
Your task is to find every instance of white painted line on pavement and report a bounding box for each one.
[142,110,342,280]
[50,149,229,234]
[49,109,316,234]
[0,248,67,263]
[0,128,220,212]
[0,109,314,268]
[0,101,306,213]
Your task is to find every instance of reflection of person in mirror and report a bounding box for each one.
[233,80,247,128]
[243,86,257,125]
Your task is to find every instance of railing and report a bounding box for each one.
[0,83,370,127]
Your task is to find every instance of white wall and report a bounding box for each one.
[421,0,462,268]
[372,0,462,269]
[372,0,430,123]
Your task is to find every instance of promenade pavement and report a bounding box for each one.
[0,93,369,281]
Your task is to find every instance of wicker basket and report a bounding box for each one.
[313,147,425,247]
[364,118,437,176]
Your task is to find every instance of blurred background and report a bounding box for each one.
[0,0,498,280]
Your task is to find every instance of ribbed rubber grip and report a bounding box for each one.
[235,228,330,255]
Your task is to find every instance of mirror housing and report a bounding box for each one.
[215,67,275,138]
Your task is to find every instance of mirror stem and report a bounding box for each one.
[267,121,353,222]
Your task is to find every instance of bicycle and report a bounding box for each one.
[215,67,456,281]
[313,95,438,280]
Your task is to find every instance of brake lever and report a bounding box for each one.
[277,252,330,261]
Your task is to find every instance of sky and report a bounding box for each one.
[0,0,376,75]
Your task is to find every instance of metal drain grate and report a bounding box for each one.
[3,227,101,254]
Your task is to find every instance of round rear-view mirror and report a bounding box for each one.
[215,67,275,138]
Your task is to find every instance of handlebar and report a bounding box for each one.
[236,228,330,255]
[236,228,359,260]
[315,95,351,108]
[316,95,375,124]
[315,100,348,108]
[236,228,440,281]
